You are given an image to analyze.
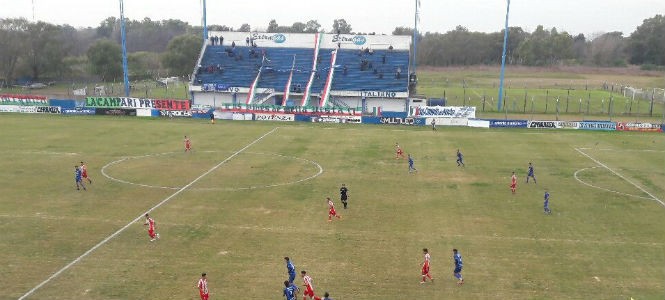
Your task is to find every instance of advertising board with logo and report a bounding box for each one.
[379,117,425,125]
[159,110,192,117]
[61,108,96,115]
[95,108,137,116]
[255,113,295,122]
[528,121,558,129]
[488,119,528,128]
[415,106,476,119]
[578,121,616,131]
[616,122,663,132]
[311,115,362,124]
[36,106,62,114]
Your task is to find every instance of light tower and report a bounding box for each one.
[498,0,511,112]
[119,0,130,97]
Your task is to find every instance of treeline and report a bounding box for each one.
[1,15,664,85]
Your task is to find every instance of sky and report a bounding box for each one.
[2,0,664,37]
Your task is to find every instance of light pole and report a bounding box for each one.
[497,0,511,112]
[119,0,130,97]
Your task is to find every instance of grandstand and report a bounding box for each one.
[189,31,412,112]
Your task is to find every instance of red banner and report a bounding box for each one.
[616,122,663,132]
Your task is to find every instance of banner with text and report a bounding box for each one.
[578,121,616,131]
[488,119,528,128]
[616,122,663,132]
[255,113,295,122]
[95,108,137,116]
[36,106,62,114]
[220,103,361,116]
[1,94,48,106]
[415,106,476,119]
[61,107,96,115]
[86,97,190,110]
[311,115,362,124]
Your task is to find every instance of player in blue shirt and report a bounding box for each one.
[456,149,465,167]
[408,154,417,173]
[283,280,299,300]
[284,256,296,284]
[526,162,537,183]
[453,248,464,285]
[75,166,86,191]
[544,190,551,214]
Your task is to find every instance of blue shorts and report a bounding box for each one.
[76,177,82,182]
[288,272,295,283]
[454,267,462,273]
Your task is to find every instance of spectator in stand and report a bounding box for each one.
[209,36,214,45]
[220,35,224,45]
[378,71,384,79]
[246,37,250,46]
[368,48,374,55]
[231,41,236,48]
[382,54,387,64]
[343,65,348,75]
[388,45,394,51]
[396,67,402,79]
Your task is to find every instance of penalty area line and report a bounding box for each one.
[18,127,279,300]
[574,147,665,208]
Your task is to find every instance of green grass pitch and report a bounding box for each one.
[1,114,664,299]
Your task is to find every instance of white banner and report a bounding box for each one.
[73,87,87,96]
[35,106,61,114]
[0,105,20,112]
[429,117,468,126]
[416,106,476,118]
[232,113,253,120]
[467,119,490,128]
[254,113,295,122]
[136,108,152,117]
[312,115,362,124]
[19,106,38,113]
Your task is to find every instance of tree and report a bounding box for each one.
[589,32,626,66]
[305,20,321,33]
[291,22,306,33]
[128,51,160,80]
[87,39,123,81]
[0,18,29,85]
[627,14,665,65]
[97,17,117,38]
[26,21,68,80]
[238,23,251,32]
[332,19,352,34]
[267,20,279,33]
[392,26,413,36]
[161,34,202,76]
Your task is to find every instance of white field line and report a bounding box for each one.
[574,147,665,208]
[101,151,323,191]
[18,127,278,300]
[573,167,653,200]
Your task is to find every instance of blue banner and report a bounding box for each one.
[578,121,616,131]
[49,99,77,109]
[380,111,408,118]
[294,114,311,122]
[61,107,96,115]
[488,119,528,128]
[662,124,665,133]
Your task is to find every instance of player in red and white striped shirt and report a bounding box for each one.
[301,270,321,300]
[327,197,341,222]
[143,213,160,242]
[197,273,209,300]
[421,248,433,283]
[510,171,518,194]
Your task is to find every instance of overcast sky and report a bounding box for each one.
[2,0,663,37]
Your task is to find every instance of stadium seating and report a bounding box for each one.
[193,45,409,95]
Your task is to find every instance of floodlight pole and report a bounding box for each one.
[202,0,208,40]
[119,0,130,97]
[497,0,511,112]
